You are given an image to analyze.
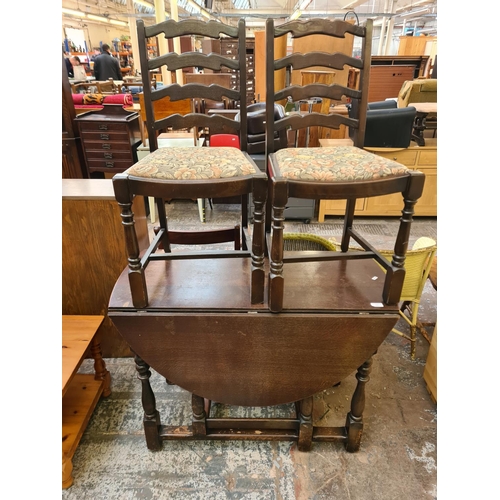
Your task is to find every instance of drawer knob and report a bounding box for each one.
[102,144,111,149]
[98,124,108,130]
[100,133,110,140]
[104,152,113,159]
[105,161,114,168]
[393,157,397,161]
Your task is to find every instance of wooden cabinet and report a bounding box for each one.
[317,138,437,220]
[220,38,255,106]
[254,31,287,103]
[62,56,86,179]
[398,36,437,57]
[62,315,110,489]
[75,104,141,176]
[62,179,150,357]
[367,65,416,103]
[371,55,430,79]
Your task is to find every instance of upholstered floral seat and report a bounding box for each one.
[125,146,258,180]
[273,147,410,182]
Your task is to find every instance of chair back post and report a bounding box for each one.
[265,17,276,161]
[353,18,373,148]
[136,18,158,152]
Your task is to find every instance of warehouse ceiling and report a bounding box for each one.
[62,0,437,33]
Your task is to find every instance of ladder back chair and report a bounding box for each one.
[113,16,267,308]
[265,17,425,312]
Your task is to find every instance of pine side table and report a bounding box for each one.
[62,315,111,489]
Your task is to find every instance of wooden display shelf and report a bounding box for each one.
[317,138,437,220]
[62,315,110,489]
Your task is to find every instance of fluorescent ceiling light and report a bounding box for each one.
[398,7,430,18]
[396,0,432,12]
[134,0,154,7]
[87,14,109,22]
[289,10,302,20]
[62,8,86,17]
[109,19,128,26]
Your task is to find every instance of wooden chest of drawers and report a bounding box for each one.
[317,138,437,220]
[220,38,255,106]
[75,104,141,176]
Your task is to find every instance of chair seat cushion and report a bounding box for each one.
[125,147,258,180]
[273,146,410,181]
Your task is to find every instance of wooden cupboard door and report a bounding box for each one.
[414,167,437,216]
[364,192,405,215]
[317,199,365,222]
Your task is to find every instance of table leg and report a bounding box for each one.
[411,111,427,146]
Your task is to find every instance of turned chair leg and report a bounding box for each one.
[134,354,162,450]
[345,356,373,452]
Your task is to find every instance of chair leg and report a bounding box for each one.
[409,302,420,360]
[345,356,373,452]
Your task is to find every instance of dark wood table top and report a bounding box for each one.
[109,257,399,314]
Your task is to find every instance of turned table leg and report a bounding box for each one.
[62,451,73,489]
[90,336,111,397]
[192,394,207,436]
[345,356,373,452]
[135,354,162,450]
[297,396,314,452]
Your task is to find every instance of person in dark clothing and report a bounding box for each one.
[93,44,122,81]
[64,51,73,77]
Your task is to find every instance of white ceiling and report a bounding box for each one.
[62,0,437,32]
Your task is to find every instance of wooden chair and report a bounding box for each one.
[265,17,425,312]
[254,17,425,450]
[96,78,119,94]
[113,16,267,308]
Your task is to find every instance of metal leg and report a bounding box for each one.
[197,198,206,223]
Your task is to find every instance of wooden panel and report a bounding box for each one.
[62,374,103,457]
[367,65,416,103]
[254,31,287,103]
[138,92,192,122]
[291,27,354,88]
[62,179,150,357]
[398,36,430,56]
[318,199,365,222]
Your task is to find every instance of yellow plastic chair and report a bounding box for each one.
[379,237,437,359]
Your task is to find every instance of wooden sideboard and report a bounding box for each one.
[62,179,150,357]
[318,138,437,220]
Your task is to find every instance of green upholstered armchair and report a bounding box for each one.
[397,79,437,108]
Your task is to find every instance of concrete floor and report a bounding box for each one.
[62,202,437,499]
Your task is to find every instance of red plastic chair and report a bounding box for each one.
[206,134,242,210]
[209,134,241,149]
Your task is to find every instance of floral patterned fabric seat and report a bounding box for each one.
[273,147,410,182]
[125,146,258,180]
